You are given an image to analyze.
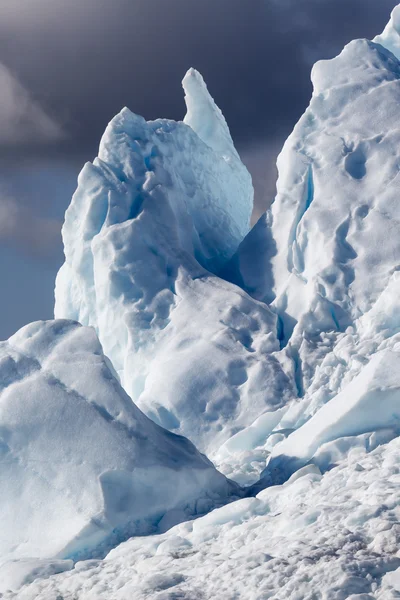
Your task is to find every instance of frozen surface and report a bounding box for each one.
[231,38,400,352]
[264,349,400,484]
[220,26,400,479]
[8,436,400,599]
[0,319,237,592]
[7,6,400,598]
[272,38,400,349]
[55,69,293,454]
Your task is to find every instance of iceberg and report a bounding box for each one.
[8,4,400,597]
[55,69,294,454]
[0,319,236,589]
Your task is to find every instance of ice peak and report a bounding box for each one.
[373,4,400,60]
[183,67,239,158]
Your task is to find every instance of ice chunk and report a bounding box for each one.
[226,36,400,406]
[271,39,400,339]
[55,71,294,455]
[0,319,237,578]
[265,349,400,481]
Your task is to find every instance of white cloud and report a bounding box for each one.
[0,62,64,145]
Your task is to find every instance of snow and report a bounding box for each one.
[54,69,294,455]
[0,319,237,592]
[7,435,400,599]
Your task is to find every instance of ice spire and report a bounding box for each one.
[183,68,239,159]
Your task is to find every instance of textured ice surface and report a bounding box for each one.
[55,70,294,454]
[8,6,400,598]
[264,349,400,484]
[233,39,400,350]
[220,30,400,479]
[0,320,237,592]
[8,436,400,599]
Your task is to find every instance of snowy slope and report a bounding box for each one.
[54,70,294,454]
[7,435,400,599]
[0,319,237,592]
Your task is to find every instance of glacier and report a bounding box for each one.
[5,3,400,598]
[230,38,400,346]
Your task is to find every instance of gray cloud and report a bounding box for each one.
[0,191,61,259]
[0,62,63,146]
[0,0,396,216]
[0,0,396,153]
[241,140,283,222]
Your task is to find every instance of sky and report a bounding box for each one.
[0,0,398,339]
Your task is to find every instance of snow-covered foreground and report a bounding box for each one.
[5,3,400,598]
[6,435,400,599]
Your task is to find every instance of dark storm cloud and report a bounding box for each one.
[0,0,397,157]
